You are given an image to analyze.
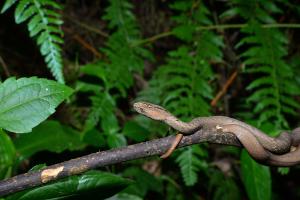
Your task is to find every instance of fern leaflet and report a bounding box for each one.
[1,0,65,83]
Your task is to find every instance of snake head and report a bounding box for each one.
[133,102,171,121]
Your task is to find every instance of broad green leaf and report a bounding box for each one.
[6,171,132,200]
[0,130,15,179]
[213,178,241,200]
[163,175,185,200]
[122,167,162,197]
[214,179,241,200]
[83,129,105,148]
[101,113,119,135]
[107,133,127,148]
[208,170,241,200]
[14,120,84,158]
[122,121,150,142]
[0,77,73,133]
[107,193,143,200]
[241,150,271,200]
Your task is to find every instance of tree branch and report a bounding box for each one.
[0,128,240,197]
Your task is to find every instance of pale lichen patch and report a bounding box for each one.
[41,166,64,183]
[291,146,297,152]
[69,164,88,175]
[216,125,222,130]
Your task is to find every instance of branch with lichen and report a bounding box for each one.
[0,128,241,197]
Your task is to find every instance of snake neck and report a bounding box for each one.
[164,115,201,134]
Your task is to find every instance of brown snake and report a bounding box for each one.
[134,102,300,166]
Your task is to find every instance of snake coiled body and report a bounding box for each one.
[134,102,300,166]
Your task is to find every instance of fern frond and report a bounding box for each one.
[2,0,65,83]
[84,92,115,132]
[175,146,208,186]
[78,61,128,148]
[221,0,300,128]
[242,24,300,128]
[139,0,223,119]
[79,0,153,148]
[221,0,282,23]
[143,45,215,119]
[97,0,153,95]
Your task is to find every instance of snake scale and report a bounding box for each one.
[134,102,300,166]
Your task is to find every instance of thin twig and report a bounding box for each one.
[135,23,300,46]
[211,70,238,107]
[62,27,102,58]
[64,14,109,38]
[0,128,241,197]
[196,23,300,31]
[131,31,173,46]
[72,34,102,58]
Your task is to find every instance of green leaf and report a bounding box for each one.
[163,175,185,200]
[214,179,241,200]
[101,113,119,135]
[122,167,162,197]
[14,120,84,158]
[220,7,239,19]
[0,77,73,133]
[107,133,127,148]
[208,170,241,200]
[241,150,271,200]
[107,193,143,200]
[6,171,132,200]
[277,167,289,175]
[172,25,194,42]
[1,0,17,13]
[122,121,150,142]
[0,130,16,179]
[83,129,105,148]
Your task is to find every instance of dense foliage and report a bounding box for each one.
[0,0,300,199]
